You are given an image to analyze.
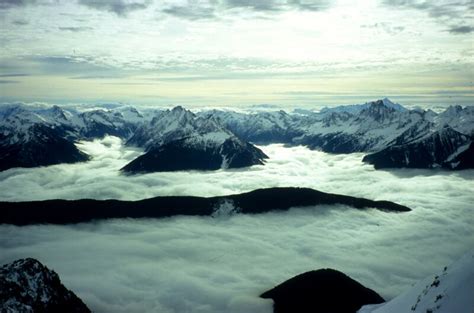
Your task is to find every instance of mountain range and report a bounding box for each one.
[1,99,472,172]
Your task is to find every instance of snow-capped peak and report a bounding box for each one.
[380,98,407,112]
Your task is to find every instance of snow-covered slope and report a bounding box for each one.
[0,258,91,313]
[358,250,474,313]
[362,125,471,169]
[319,97,407,115]
[198,109,303,144]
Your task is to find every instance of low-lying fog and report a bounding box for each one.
[0,136,473,313]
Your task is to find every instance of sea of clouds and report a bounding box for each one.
[0,136,473,313]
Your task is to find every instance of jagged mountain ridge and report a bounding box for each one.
[200,99,474,169]
[0,104,268,172]
[121,106,268,173]
[1,99,473,171]
[0,258,91,313]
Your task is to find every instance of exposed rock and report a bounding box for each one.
[0,258,91,313]
[261,268,384,313]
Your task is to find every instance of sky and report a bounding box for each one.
[0,138,473,312]
[0,0,473,108]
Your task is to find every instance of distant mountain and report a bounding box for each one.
[1,99,473,171]
[0,187,410,225]
[362,126,471,169]
[198,109,302,144]
[319,97,407,114]
[122,106,268,173]
[0,258,91,313]
[358,250,474,313]
[203,100,474,169]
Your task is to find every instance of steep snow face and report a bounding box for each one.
[437,105,474,135]
[363,126,472,169]
[128,106,238,151]
[0,258,91,313]
[319,98,407,115]
[0,104,82,146]
[358,250,474,313]
[77,109,142,139]
[0,104,146,144]
[127,106,198,149]
[199,109,303,143]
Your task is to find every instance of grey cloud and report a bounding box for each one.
[0,137,472,313]
[11,19,29,25]
[382,0,473,31]
[162,0,332,20]
[224,0,284,11]
[0,73,30,77]
[361,22,405,34]
[78,0,151,16]
[0,79,20,83]
[0,0,36,9]
[448,25,474,34]
[58,26,94,32]
[287,0,331,11]
[162,5,216,20]
[224,0,331,11]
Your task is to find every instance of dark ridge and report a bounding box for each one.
[260,268,385,313]
[0,187,411,226]
[120,137,268,174]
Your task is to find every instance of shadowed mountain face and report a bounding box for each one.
[0,124,89,172]
[0,187,410,226]
[121,136,268,173]
[260,268,385,313]
[0,258,91,313]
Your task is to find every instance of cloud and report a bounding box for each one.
[0,73,30,77]
[161,0,333,20]
[0,137,472,313]
[381,0,473,32]
[448,25,474,34]
[78,0,152,16]
[162,4,216,20]
[223,0,331,12]
[361,22,405,35]
[0,0,36,9]
[0,55,126,78]
[11,19,29,25]
[58,26,94,32]
[0,79,20,83]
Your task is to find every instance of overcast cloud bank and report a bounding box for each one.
[0,137,473,313]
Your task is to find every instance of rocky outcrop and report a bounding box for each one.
[0,258,91,313]
[260,268,384,313]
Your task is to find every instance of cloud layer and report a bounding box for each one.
[0,137,473,313]
[1,0,472,107]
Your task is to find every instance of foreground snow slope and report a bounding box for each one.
[358,250,474,313]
